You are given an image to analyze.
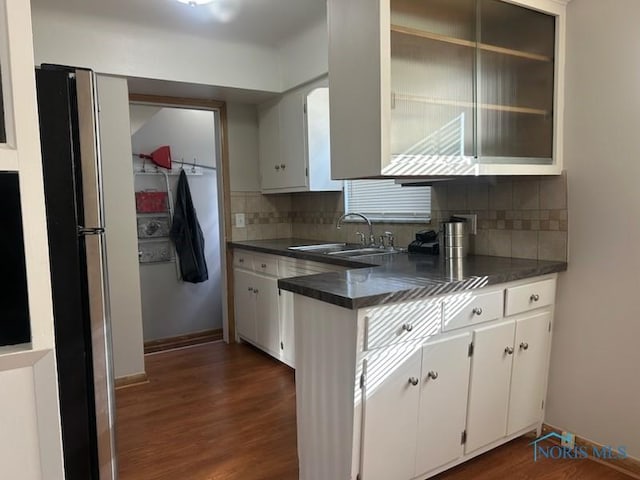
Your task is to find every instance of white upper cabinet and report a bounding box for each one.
[258,79,343,193]
[328,0,568,178]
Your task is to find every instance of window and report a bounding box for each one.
[344,179,431,222]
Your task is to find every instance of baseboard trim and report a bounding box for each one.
[144,329,223,354]
[115,373,149,390]
[542,424,640,479]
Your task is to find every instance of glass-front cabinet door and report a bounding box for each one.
[328,0,566,178]
[478,0,555,165]
[390,0,477,175]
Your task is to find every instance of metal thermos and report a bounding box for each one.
[440,220,469,258]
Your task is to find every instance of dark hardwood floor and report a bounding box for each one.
[116,342,298,480]
[116,342,633,480]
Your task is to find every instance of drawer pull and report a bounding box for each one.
[408,377,419,386]
[427,371,439,380]
[530,294,540,302]
[402,323,414,333]
[472,307,483,316]
[504,346,514,355]
[520,342,529,351]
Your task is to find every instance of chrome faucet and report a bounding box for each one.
[337,212,375,246]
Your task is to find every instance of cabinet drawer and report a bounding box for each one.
[234,250,254,270]
[364,299,441,350]
[253,254,279,277]
[443,290,504,332]
[505,278,556,317]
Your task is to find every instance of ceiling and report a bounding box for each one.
[30,0,326,47]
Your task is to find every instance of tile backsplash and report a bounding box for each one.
[230,172,568,262]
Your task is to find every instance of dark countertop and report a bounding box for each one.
[229,238,568,310]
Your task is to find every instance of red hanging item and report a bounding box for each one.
[135,145,172,170]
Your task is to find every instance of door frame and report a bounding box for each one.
[128,93,235,344]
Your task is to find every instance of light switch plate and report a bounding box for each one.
[235,213,246,228]
[453,213,477,235]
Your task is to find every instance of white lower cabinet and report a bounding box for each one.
[465,320,516,454]
[507,310,552,435]
[415,333,472,475]
[361,333,472,480]
[233,269,257,342]
[233,249,345,367]
[291,273,559,480]
[279,289,296,367]
[253,274,281,357]
[361,344,422,480]
[466,310,552,454]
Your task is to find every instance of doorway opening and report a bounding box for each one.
[129,103,225,352]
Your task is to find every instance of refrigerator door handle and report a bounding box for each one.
[77,226,105,236]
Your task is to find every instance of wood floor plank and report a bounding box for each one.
[116,342,634,480]
[116,343,298,480]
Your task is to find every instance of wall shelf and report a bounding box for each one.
[391,24,553,63]
[392,93,549,116]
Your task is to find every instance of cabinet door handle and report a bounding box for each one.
[280,164,286,170]
[239,258,244,263]
[402,323,414,333]
[472,307,483,316]
[427,371,439,380]
[520,342,529,351]
[248,287,253,292]
[254,289,259,294]
[408,377,419,386]
[530,294,540,302]
[275,164,280,171]
[261,263,267,268]
[504,346,514,355]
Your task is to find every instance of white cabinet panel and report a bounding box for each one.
[234,269,257,343]
[361,344,422,480]
[443,289,504,332]
[465,319,515,454]
[279,90,308,189]
[258,101,282,190]
[254,274,281,357]
[415,333,471,476]
[507,310,551,435]
[504,278,556,316]
[364,298,441,350]
[279,289,295,367]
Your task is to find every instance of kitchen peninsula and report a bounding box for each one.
[231,239,566,480]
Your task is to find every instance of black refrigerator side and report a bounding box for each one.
[36,67,117,480]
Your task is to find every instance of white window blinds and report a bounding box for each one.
[344,180,431,222]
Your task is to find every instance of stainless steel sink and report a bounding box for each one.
[288,243,401,258]
[326,247,386,256]
[288,243,348,254]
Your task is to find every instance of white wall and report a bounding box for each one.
[31,8,282,93]
[227,103,261,192]
[131,107,223,341]
[546,0,640,459]
[278,18,329,91]
[97,75,146,379]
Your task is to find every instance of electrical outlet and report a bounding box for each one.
[453,213,477,235]
[235,213,246,228]
[561,432,575,449]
